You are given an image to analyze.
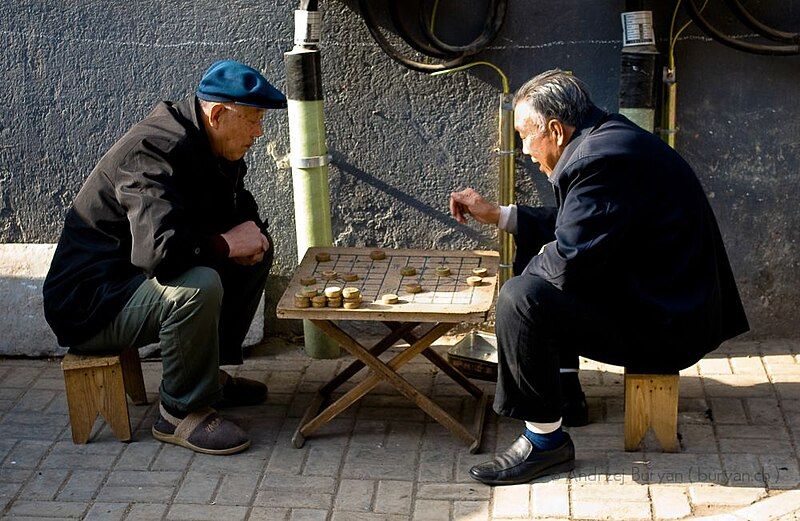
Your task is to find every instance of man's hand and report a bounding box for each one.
[449,188,501,225]
[221,221,269,258]
[232,251,265,266]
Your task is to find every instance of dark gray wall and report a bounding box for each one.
[2,1,798,337]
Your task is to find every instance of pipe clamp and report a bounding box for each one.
[291,154,331,169]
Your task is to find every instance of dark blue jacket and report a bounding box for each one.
[514,106,748,362]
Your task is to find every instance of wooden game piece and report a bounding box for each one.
[343,301,361,309]
[342,287,361,299]
[324,286,342,299]
[472,267,488,277]
[342,273,359,282]
[300,277,317,286]
[405,283,423,294]
[381,293,399,304]
[294,293,311,308]
[435,266,451,277]
[343,297,362,304]
[466,276,483,287]
[311,295,327,308]
[302,288,318,298]
[370,250,386,260]
[322,270,338,280]
[400,266,417,276]
[315,252,331,262]
[327,298,342,308]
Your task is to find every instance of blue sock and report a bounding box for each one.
[524,427,566,451]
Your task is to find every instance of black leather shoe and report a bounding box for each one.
[562,392,589,427]
[469,433,575,486]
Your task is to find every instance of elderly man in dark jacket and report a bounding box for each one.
[44,60,286,455]
[450,70,748,485]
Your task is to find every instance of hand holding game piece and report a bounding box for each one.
[449,188,501,225]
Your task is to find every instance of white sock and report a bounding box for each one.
[525,419,562,434]
[560,368,578,373]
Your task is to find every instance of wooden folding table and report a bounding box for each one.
[276,247,498,453]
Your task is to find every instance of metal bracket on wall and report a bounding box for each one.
[290,154,331,169]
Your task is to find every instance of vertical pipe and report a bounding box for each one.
[664,70,678,148]
[497,94,515,287]
[285,11,339,359]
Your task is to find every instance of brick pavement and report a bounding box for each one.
[1,336,800,520]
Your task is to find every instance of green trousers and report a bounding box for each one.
[73,252,272,413]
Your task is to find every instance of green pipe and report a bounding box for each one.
[498,94,515,287]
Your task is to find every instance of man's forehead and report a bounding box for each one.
[514,103,537,129]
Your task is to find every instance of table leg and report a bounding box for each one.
[306,321,482,448]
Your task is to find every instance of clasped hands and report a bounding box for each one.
[221,221,270,266]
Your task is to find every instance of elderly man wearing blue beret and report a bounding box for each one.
[44,60,287,455]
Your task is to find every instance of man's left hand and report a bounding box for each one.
[232,251,264,266]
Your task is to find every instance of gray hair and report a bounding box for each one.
[513,69,594,128]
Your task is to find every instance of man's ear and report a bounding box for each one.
[208,103,226,129]
[549,119,567,146]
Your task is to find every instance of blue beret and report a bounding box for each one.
[196,60,287,109]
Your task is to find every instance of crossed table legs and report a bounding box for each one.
[292,320,490,453]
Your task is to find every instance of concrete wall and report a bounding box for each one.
[2,0,798,340]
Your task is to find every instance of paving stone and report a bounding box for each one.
[334,479,375,512]
[261,474,336,493]
[190,451,266,474]
[19,468,69,500]
[56,469,107,502]
[374,480,413,515]
[730,356,768,377]
[0,482,22,509]
[453,500,489,521]
[96,485,174,502]
[572,482,650,502]
[708,398,747,424]
[2,440,52,468]
[413,499,450,521]
[0,467,33,484]
[703,375,774,397]
[266,444,307,475]
[253,489,332,510]
[492,484,529,518]
[721,454,765,487]
[151,445,193,471]
[744,397,784,425]
[650,485,692,519]
[106,469,182,487]
[84,502,127,521]
[1,367,42,388]
[0,412,67,440]
[689,484,767,505]
[167,504,248,520]
[679,423,719,453]
[125,503,168,520]
[530,482,569,517]
[719,437,794,454]
[716,424,790,439]
[289,508,328,521]
[643,453,723,485]
[760,454,800,489]
[417,483,488,500]
[249,507,291,520]
[343,446,417,480]
[571,499,651,520]
[114,441,161,470]
[303,445,345,477]
[699,358,733,375]
[215,472,260,505]
[330,512,408,521]
[417,449,455,482]
[174,471,220,504]
[7,500,88,518]
[12,389,58,412]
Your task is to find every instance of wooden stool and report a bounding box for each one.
[61,348,148,444]
[624,372,679,452]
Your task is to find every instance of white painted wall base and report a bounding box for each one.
[0,244,264,357]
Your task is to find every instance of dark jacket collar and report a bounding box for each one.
[548,105,609,185]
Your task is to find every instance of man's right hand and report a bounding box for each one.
[449,188,501,225]
[221,221,269,258]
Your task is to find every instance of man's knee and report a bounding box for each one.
[171,266,224,309]
[497,274,556,319]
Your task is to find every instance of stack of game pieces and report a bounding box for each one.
[294,292,311,308]
[311,295,327,308]
[325,286,343,308]
[381,293,399,305]
[342,287,362,309]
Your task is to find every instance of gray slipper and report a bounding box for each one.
[152,404,250,455]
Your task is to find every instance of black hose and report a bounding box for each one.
[417,0,507,55]
[722,0,799,44]
[684,0,800,56]
[389,1,460,60]
[359,0,471,72]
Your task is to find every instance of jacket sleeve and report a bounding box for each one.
[114,140,220,281]
[526,158,631,290]
[233,163,267,231]
[513,205,557,275]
